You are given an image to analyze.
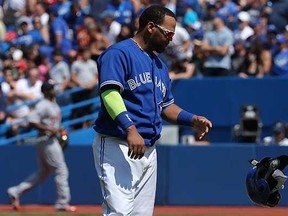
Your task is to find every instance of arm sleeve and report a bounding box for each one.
[101,89,127,120]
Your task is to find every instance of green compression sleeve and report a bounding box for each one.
[101,89,127,120]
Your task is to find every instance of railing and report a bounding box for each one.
[0,87,101,145]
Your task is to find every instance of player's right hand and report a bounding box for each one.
[126,125,145,160]
[192,115,212,140]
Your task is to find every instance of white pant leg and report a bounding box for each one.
[92,133,157,216]
[133,146,157,216]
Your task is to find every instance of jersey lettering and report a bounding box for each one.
[127,72,152,90]
[155,76,167,97]
[127,72,166,97]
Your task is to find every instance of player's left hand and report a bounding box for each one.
[192,115,212,140]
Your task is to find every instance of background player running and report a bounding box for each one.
[7,81,76,212]
[92,5,212,216]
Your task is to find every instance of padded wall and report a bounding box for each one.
[1,145,288,206]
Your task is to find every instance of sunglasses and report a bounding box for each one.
[154,23,175,39]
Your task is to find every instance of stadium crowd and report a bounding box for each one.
[0,0,287,139]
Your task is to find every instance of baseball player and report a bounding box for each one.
[92,5,212,216]
[7,81,76,212]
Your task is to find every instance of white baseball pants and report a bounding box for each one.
[92,133,157,216]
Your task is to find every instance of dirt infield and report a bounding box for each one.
[0,205,288,215]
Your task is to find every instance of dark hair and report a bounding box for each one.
[3,66,13,75]
[138,5,176,31]
[78,46,90,54]
[52,48,63,56]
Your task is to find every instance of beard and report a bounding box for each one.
[150,37,169,54]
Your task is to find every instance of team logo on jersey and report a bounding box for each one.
[127,72,167,97]
[127,72,152,90]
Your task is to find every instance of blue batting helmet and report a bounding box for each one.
[246,156,287,207]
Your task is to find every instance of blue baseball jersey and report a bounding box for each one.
[94,38,174,146]
[16,29,46,47]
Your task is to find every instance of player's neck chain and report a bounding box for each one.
[131,38,144,51]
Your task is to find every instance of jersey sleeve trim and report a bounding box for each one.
[100,81,124,93]
[161,99,174,109]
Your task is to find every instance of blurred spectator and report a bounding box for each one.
[201,16,234,76]
[48,5,73,55]
[216,0,239,30]
[169,56,195,80]
[5,67,43,138]
[248,18,266,43]
[106,0,135,26]
[183,5,199,28]
[23,43,40,68]
[285,24,288,40]
[190,39,206,77]
[185,20,203,41]
[264,24,279,57]
[49,48,70,93]
[65,1,85,43]
[88,22,111,61]
[241,0,264,22]
[15,17,46,48]
[158,0,177,14]
[90,0,107,21]
[79,0,91,15]
[35,53,50,82]
[70,47,98,129]
[256,40,272,76]
[26,0,38,18]
[70,47,98,90]
[55,0,72,22]
[99,10,121,44]
[78,14,98,47]
[7,67,42,120]
[0,84,7,124]
[234,11,254,41]
[238,40,272,78]
[32,16,49,44]
[262,121,288,146]
[231,39,247,75]
[1,66,17,98]
[130,0,151,17]
[116,23,135,42]
[0,6,6,40]
[65,49,77,70]
[34,2,49,27]
[1,53,15,77]
[43,0,57,6]
[11,48,27,80]
[271,34,288,76]
[202,1,218,32]
[83,14,96,27]
[3,30,17,48]
[264,0,288,33]
[176,0,202,21]
[75,25,90,49]
[3,0,26,30]
[16,17,32,36]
